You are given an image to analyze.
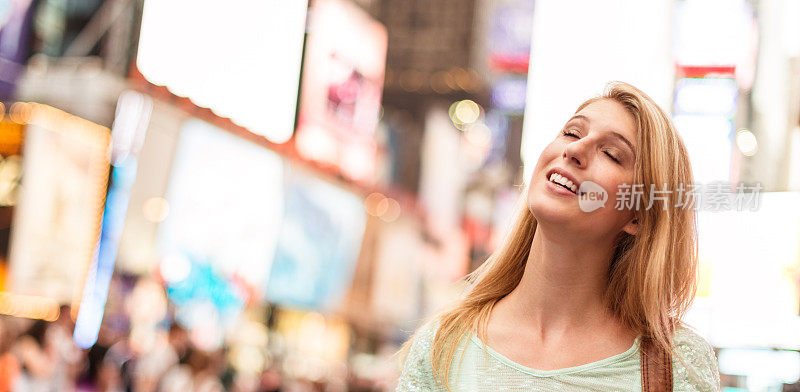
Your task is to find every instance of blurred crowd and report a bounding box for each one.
[0,307,358,392]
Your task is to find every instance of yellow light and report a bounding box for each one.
[453,100,481,125]
[364,192,385,216]
[0,293,60,321]
[443,70,458,90]
[231,345,265,374]
[9,102,31,124]
[451,67,472,90]
[142,197,170,222]
[300,312,326,334]
[375,197,390,217]
[430,71,452,94]
[378,198,401,222]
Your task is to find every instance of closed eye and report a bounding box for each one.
[562,129,622,164]
[561,129,579,138]
[604,151,620,163]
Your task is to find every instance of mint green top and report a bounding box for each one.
[396,321,721,391]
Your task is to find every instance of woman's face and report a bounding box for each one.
[527,99,639,239]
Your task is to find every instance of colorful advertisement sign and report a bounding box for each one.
[7,104,110,306]
[157,119,285,300]
[672,72,738,185]
[487,0,535,73]
[294,0,388,183]
[265,167,366,311]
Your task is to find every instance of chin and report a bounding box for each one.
[527,191,575,224]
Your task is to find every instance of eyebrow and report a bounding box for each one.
[567,114,636,158]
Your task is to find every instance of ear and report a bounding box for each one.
[622,217,638,236]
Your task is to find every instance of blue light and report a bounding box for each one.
[73,159,138,349]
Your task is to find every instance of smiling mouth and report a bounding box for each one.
[547,172,578,194]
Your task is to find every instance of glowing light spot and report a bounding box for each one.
[454,100,480,124]
[736,129,758,156]
[143,197,170,222]
[9,102,31,124]
[377,197,401,222]
[160,254,191,284]
[364,192,385,216]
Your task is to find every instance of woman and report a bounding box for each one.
[395,82,720,391]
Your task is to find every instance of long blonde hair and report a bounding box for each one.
[399,81,698,390]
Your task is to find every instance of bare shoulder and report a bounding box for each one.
[671,325,721,392]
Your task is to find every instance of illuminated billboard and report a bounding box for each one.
[136,0,308,143]
[265,166,367,311]
[7,104,110,308]
[686,192,800,349]
[157,119,285,299]
[294,0,388,183]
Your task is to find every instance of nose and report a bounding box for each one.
[563,138,588,168]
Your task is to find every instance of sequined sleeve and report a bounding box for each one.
[396,321,439,392]
[672,326,721,392]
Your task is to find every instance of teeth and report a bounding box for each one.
[549,173,578,193]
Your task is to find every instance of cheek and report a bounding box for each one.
[594,164,634,189]
[601,177,626,197]
[598,174,637,217]
[535,142,562,167]
[609,173,635,192]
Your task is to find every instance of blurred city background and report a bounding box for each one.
[0,0,797,391]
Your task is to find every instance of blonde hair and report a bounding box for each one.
[398,81,698,390]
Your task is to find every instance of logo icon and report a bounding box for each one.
[578,180,608,212]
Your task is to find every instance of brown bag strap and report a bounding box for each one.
[640,334,673,392]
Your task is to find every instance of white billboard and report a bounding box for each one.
[136,0,308,143]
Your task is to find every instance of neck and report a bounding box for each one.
[499,223,620,341]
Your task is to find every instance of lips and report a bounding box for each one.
[545,168,580,194]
